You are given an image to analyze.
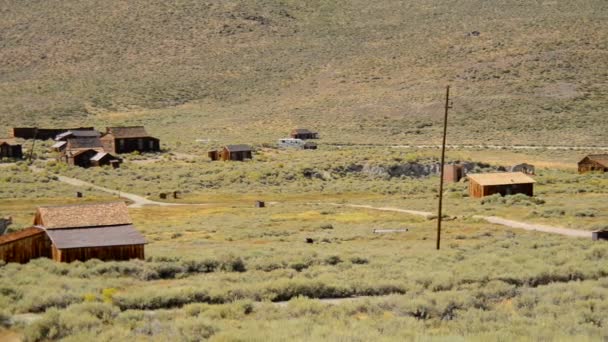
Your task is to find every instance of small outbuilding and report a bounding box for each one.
[101,126,160,154]
[61,138,121,168]
[290,129,319,140]
[578,154,608,174]
[209,145,253,161]
[0,227,51,264]
[0,139,23,159]
[443,164,464,183]
[467,172,535,198]
[510,163,535,175]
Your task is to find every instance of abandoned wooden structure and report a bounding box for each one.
[443,164,464,183]
[0,202,147,264]
[0,139,23,159]
[55,130,101,142]
[510,163,535,175]
[60,138,121,168]
[592,230,608,241]
[467,172,535,198]
[101,126,160,154]
[209,145,254,161]
[12,127,95,140]
[290,129,319,140]
[0,227,51,264]
[578,154,608,174]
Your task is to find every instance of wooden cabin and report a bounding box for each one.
[34,202,146,263]
[0,139,23,159]
[291,129,319,140]
[12,127,95,140]
[510,163,535,175]
[61,138,121,168]
[101,126,160,154]
[443,164,464,183]
[0,228,52,264]
[467,172,535,198]
[209,145,253,161]
[578,154,608,174]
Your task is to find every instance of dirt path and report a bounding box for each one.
[325,203,592,238]
[391,144,608,151]
[30,166,189,208]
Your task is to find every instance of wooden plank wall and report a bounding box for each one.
[53,244,145,263]
[0,233,52,263]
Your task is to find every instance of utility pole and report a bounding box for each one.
[436,85,452,250]
[28,128,38,164]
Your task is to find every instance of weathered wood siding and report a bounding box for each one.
[0,232,52,263]
[0,144,23,159]
[52,244,145,262]
[578,159,608,174]
[469,180,534,198]
[443,165,463,183]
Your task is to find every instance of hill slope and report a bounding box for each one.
[1,0,607,146]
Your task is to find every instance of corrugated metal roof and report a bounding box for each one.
[225,144,253,152]
[467,172,536,186]
[37,202,132,229]
[55,130,100,141]
[52,141,67,149]
[0,227,45,245]
[45,224,146,249]
[106,126,153,138]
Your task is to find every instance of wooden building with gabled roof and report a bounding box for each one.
[290,129,319,140]
[467,172,536,198]
[578,154,608,174]
[208,145,254,161]
[0,138,23,159]
[35,202,146,263]
[101,126,160,154]
[61,138,121,168]
[55,130,101,141]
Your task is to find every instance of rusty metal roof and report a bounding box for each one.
[106,126,154,139]
[467,172,536,186]
[36,202,132,230]
[582,154,608,167]
[225,144,253,152]
[0,227,45,245]
[44,224,146,249]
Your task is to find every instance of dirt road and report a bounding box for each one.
[391,144,608,151]
[30,166,185,208]
[326,203,592,239]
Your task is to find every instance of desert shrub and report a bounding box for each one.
[573,209,596,217]
[320,224,334,229]
[175,317,218,341]
[324,255,343,265]
[350,256,369,264]
[113,288,212,310]
[24,309,65,342]
[20,292,80,313]
[219,256,247,272]
[181,259,220,273]
[0,309,10,327]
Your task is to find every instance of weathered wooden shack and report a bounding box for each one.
[443,164,464,183]
[61,138,121,168]
[0,139,23,159]
[578,154,608,174]
[510,163,535,175]
[0,227,52,263]
[12,127,95,140]
[209,145,254,161]
[34,202,146,263]
[101,126,160,154]
[467,172,535,198]
[291,129,319,140]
